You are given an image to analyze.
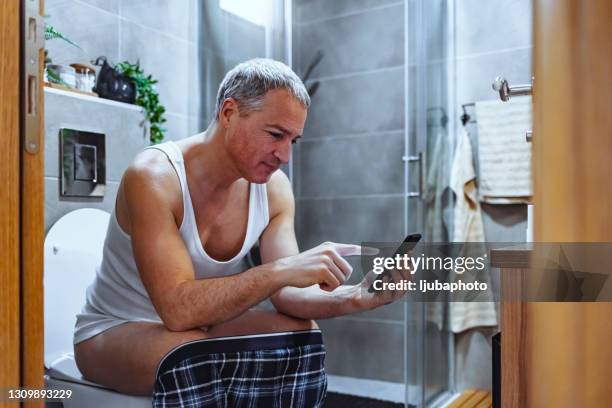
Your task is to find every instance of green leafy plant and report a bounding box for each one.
[43,22,80,86]
[116,61,167,144]
[44,24,81,49]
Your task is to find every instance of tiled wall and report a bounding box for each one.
[44,89,149,231]
[454,0,533,242]
[196,1,266,128]
[293,0,408,383]
[44,0,198,141]
[43,0,197,234]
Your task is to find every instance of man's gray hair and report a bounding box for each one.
[213,58,310,121]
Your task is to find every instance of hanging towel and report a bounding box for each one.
[475,96,532,204]
[423,126,453,242]
[448,127,497,333]
[423,125,453,331]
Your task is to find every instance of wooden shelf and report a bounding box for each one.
[44,85,142,112]
[44,81,98,97]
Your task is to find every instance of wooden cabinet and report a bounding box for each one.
[491,246,531,408]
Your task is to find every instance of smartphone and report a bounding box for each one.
[367,233,422,293]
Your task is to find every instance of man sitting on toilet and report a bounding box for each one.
[74,58,404,404]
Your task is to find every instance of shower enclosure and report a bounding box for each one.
[194,1,456,406]
[291,1,455,406]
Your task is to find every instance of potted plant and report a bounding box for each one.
[115,61,167,144]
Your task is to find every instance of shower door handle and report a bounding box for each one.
[404,152,423,198]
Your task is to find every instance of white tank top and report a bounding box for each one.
[74,141,270,344]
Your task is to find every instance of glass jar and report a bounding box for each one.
[70,63,97,93]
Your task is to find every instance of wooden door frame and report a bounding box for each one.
[0,0,23,401]
[531,0,612,406]
[0,1,45,406]
[22,0,46,398]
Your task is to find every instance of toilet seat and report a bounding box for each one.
[45,353,150,408]
[46,354,104,388]
[46,376,151,408]
[44,209,150,407]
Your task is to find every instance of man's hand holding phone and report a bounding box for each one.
[356,234,421,308]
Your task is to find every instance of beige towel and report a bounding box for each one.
[423,127,452,330]
[475,96,532,204]
[448,127,497,333]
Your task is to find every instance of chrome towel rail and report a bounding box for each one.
[492,76,533,102]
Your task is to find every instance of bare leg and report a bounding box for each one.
[74,309,318,395]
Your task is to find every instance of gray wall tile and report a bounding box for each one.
[481,204,527,242]
[226,14,266,62]
[454,327,498,390]
[81,0,119,14]
[198,49,226,127]
[119,0,190,40]
[351,300,405,322]
[297,4,403,79]
[456,47,532,106]
[45,0,71,8]
[423,0,450,62]
[295,0,401,24]
[164,113,190,142]
[120,20,190,116]
[109,110,149,178]
[45,0,119,67]
[424,321,451,397]
[189,116,204,136]
[188,43,201,119]
[44,90,147,182]
[198,1,229,56]
[299,132,404,197]
[188,0,199,44]
[45,178,119,232]
[426,61,448,109]
[456,0,533,57]
[304,67,404,137]
[296,196,405,250]
[318,318,404,382]
[291,143,302,195]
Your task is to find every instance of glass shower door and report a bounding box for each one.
[405,0,455,406]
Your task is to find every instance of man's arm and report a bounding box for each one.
[122,155,348,331]
[261,171,366,319]
[123,161,290,331]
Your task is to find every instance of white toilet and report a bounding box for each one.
[44,208,151,407]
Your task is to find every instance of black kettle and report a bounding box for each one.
[92,56,136,104]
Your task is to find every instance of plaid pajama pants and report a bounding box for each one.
[153,330,327,408]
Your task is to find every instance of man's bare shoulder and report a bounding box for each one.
[266,170,295,219]
[120,149,182,220]
[124,149,179,189]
